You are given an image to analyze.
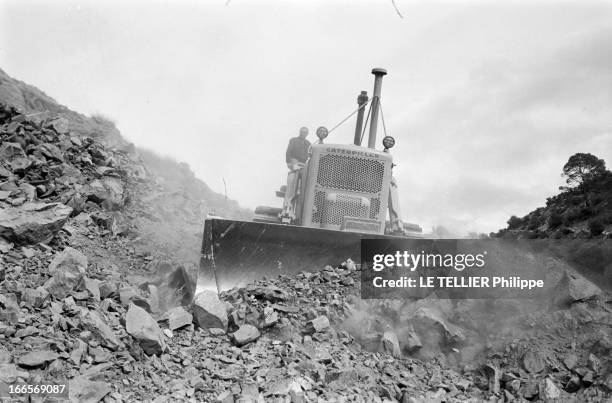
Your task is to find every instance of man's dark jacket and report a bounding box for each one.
[286,137,311,164]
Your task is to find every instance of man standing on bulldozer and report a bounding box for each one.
[285,126,310,169]
[281,127,311,222]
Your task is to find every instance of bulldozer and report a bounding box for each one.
[198,68,422,293]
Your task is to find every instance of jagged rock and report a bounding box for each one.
[263,306,278,327]
[98,281,117,299]
[565,375,581,392]
[91,211,127,236]
[0,348,11,364]
[563,353,578,370]
[37,143,63,161]
[17,349,58,367]
[398,325,422,353]
[85,177,124,210]
[192,290,228,330]
[78,308,121,350]
[0,363,29,382]
[381,330,401,358]
[0,165,12,178]
[587,353,600,373]
[15,326,38,338]
[47,117,69,134]
[19,183,36,201]
[125,303,167,355]
[119,286,139,306]
[523,349,546,373]
[20,286,49,308]
[0,293,20,324]
[305,316,330,334]
[0,202,72,244]
[69,376,111,403]
[165,306,193,331]
[402,306,465,344]
[539,378,561,400]
[44,247,87,299]
[70,339,87,364]
[155,265,196,309]
[231,324,260,346]
[553,271,602,307]
[215,390,234,403]
[247,285,288,302]
[89,346,112,363]
[483,364,501,394]
[82,277,101,301]
[0,142,31,173]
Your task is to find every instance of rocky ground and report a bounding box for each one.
[1,86,612,403]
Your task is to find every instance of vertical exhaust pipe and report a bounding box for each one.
[354,91,369,146]
[367,68,387,149]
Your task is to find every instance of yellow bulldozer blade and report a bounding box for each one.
[197,218,411,293]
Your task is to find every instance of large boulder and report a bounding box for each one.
[78,308,121,350]
[399,304,465,358]
[164,306,193,331]
[231,324,260,346]
[36,143,63,162]
[69,376,111,403]
[0,202,72,244]
[17,350,58,368]
[381,330,401,358]
[0,142,31,173]
[0,364,29,383]
[125,304,167,355]
[44,247,87,299]
[21,287,50,308]
[47,117,70,135]
[85,177,124,210]
[552,270,602,307]
[192,291,228,330]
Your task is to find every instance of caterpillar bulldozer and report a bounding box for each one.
[198,68,422,293]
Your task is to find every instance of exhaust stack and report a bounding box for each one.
[354,91,369,146]
[367,68,387,149]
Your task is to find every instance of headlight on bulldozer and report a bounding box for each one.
[382,135,395,150]
[316,126,329,142]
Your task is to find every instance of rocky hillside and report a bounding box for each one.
[494,154,612,240]
[0,67,250,271]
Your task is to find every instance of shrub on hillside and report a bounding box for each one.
[548,212,563,229]
[526,213,541,230]
[588,218,605,236]
[507,215,523,230]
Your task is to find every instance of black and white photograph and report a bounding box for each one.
[0,0,611,402]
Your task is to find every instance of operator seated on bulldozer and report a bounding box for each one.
[281,126,310,222]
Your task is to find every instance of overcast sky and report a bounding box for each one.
[1,0,611,234]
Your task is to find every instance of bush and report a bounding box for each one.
[588,218,605,236]
[548,212,563,229]
[570,195,584,206]
[507,215,523,230]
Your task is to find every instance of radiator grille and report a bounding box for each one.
[312,191,325,223]
[316,154,384,193]
[370,197,380,219]
[322,194,369,226]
